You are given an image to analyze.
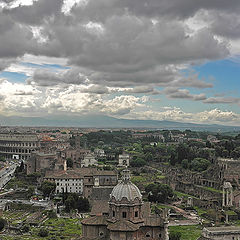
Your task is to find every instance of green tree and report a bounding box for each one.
[176,143,189,163]
[38,228,49,237]
[27,186,35,198]
[66,158,73,168]
[0,218,6,231]
[77,197,90,212]
[39,181,56,198]
[144,152,153,162]
[191,158,210,172]
[170,152,177,166]
[181,159,189,169]
[130,157,146,167]
[145,183,173,203]
[65,195,76,212]
[222,149,229,158]
[22,224,30,233]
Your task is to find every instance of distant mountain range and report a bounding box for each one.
[0,114,239,132]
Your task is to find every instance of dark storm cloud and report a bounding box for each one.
[0,0,238,91]
[0,13,35,59]
[27,68,87,86]
[71,0,240,22]
[124,0,240,19]
[3,0,64,25]
[211,13,240,39]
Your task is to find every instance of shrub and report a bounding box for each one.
[0,218,6,231]
[169,232,181,240]
[38,228,49,237]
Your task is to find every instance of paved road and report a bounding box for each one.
[166,203,200,226]
[0,198,52,208]
[0,162,18,188]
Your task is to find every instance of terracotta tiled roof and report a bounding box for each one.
[90,200,109,216]
[81,216,108,226]
[80,237,107,240]
[107,220,139,232]
[144,216,164,227]
[44,170,83,179]
[44,168,117,179]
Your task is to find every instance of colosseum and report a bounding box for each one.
[0,133,40,161]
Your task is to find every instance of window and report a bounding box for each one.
[146,233,151,238]
[135,211,138,217]
[122,212,127,218]
[113,211,115,217]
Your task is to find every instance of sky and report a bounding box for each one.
[0,0,240,126]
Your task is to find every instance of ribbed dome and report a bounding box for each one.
[110,169,142,202]
[110,181,142,201]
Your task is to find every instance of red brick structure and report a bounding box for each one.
[81,169,169,240]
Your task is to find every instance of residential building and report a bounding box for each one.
[44,168,118,197]
[94,149,106,158]
[81,153,97,167]
[118,153,130,167]
[45,170,83,194]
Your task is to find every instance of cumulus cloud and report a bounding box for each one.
[101,95,146,115]
[197,109,239,122]
[164,87,207,101]
[121,86,160,94]
[0,0,240,124]
[127,108,240,125]
[203,97,240,104]
[82,85,109,94]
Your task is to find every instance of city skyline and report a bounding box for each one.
[0,0,240,126]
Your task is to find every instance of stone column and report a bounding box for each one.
[226,189,229,206]
[230,188,233,206]
[222,188,225,207]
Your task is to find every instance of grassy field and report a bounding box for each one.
[1,210,82,240]
[169,225,202,240]
[174,191,199,199]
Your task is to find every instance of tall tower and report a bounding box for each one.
[75,135,81,149]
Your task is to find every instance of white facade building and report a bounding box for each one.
[118,153,130,167]
[201,226,240,240]
[45,171,83,194]
[94,149,106,158]
[55,178,83,194]
[81,153,97,167]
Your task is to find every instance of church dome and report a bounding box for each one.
[110,169,142,202]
